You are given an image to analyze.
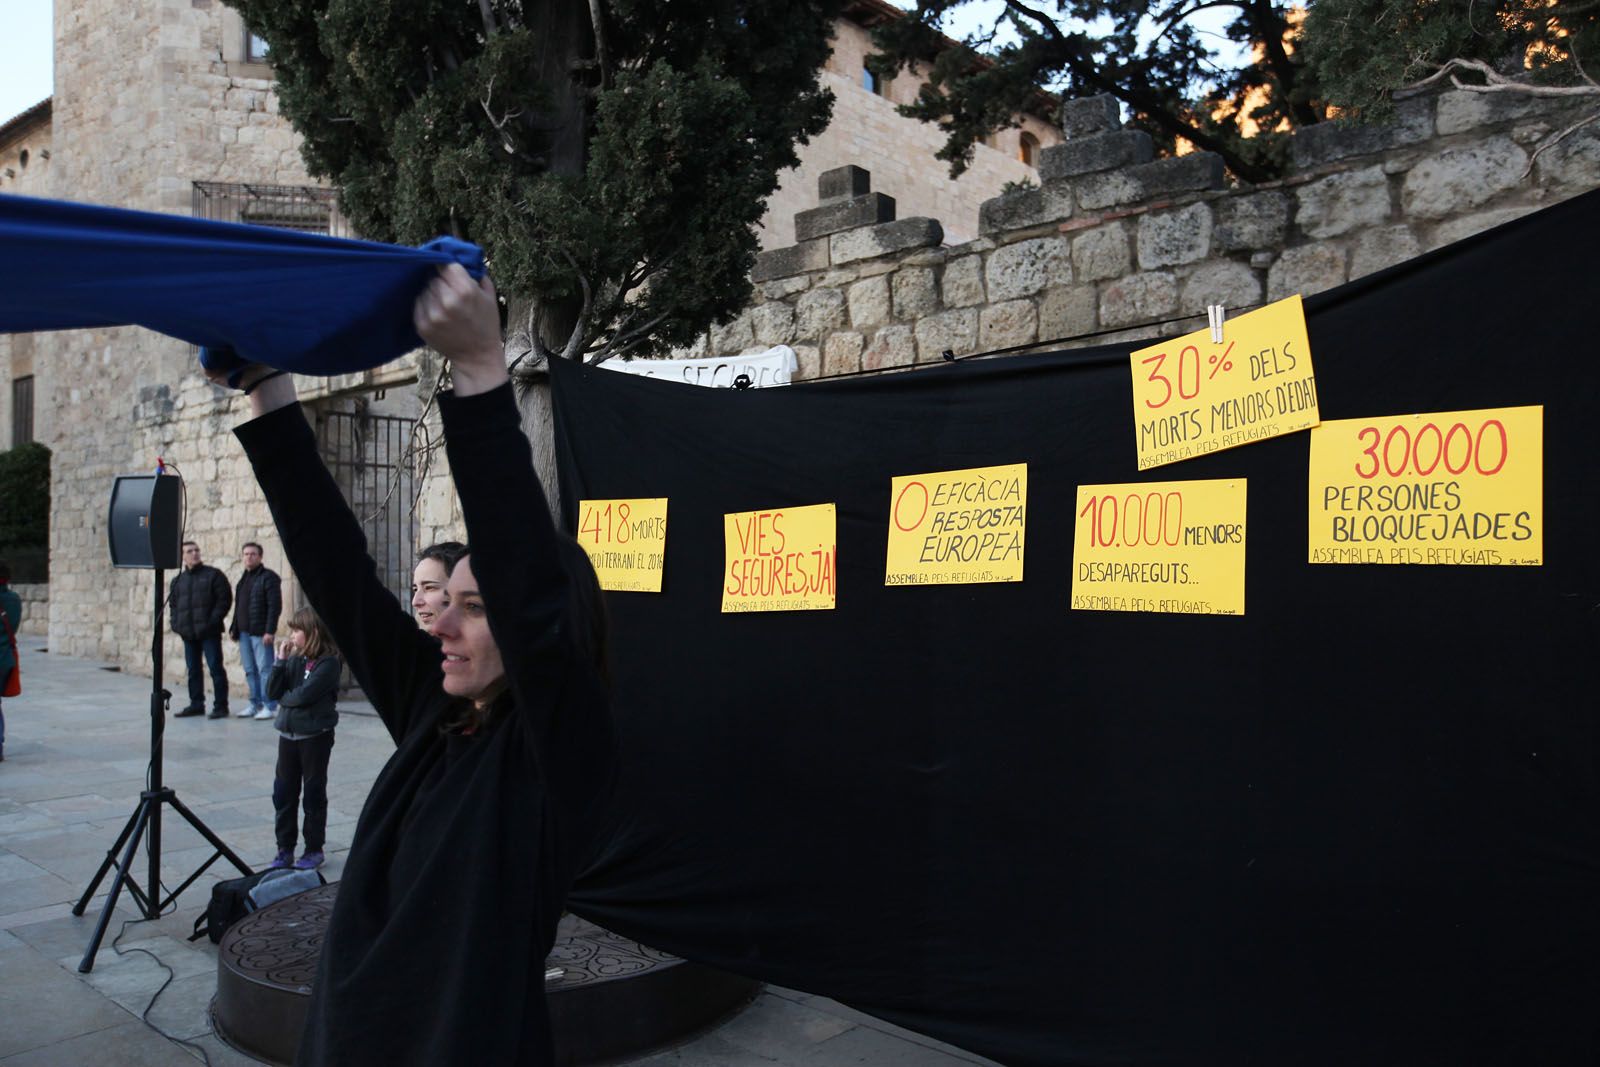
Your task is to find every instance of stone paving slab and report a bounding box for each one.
[0,638,1001,1066]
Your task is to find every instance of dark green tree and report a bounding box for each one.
[1303,0,1600,123]
[226,0,844,362]
[0,442,50,581]
[871,0,1324,184]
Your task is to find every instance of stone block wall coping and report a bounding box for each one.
[701,85,1597,384]
[1060,95,1123,139]
[818,164,872,202]
[795,191,897,242]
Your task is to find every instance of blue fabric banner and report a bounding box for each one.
[0,193,483,375]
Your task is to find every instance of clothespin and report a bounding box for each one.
[1207,305,1226,344]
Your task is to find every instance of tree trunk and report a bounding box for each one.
[518,374,563,523]
[507,0,590,521]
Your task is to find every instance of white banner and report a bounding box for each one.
[601,346,796,388]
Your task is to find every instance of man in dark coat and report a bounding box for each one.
[230,542,282,719]
[169,541,232,718]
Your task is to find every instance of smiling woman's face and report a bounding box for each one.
[411,558,450,632]
[431,556,506,704]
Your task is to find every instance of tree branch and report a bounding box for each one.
[1398,58,1600,99]
[587,0,613,90]
[559,249,595,362]
[590,311,670,363]
[993,0,1269,181]
[1247,0,1317,126]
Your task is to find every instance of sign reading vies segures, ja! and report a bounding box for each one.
[722,503,837,612]
[1071,479,1247,616]
[1307,405,1542,566]
[885,463,1026,586]
[1130,295,1319,470]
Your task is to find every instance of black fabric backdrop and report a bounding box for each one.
[557,190,1599,1066]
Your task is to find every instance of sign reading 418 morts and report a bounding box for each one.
[1130,295,1319,470]
[577,498,668,592]
[1071,479,1247,616]
[1308,406,1542,566]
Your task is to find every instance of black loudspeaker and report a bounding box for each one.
[108,474,183,569]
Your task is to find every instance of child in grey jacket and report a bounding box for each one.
[266,607,340,870]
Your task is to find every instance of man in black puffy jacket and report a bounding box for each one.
[169,541,232,718]
[230,542,283,720]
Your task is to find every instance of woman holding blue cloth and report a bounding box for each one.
[222,265,616,1066]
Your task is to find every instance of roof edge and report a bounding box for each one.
[0,98,53,145]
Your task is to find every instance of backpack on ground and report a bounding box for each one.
[190,867,326,944]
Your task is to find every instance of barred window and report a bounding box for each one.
[191,182,349,238]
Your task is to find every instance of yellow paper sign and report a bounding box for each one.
[1071,479,1246,616]
[722,503,837,612]
[1307,406,1542,566]
[885,463,1026,586]
[576,498,669,592]
[1130,295,1319,470]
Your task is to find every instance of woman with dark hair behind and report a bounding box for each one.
[220,265,616,1065]
[411,540,465,632]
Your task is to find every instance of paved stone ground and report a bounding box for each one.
[0,637,1000,1066]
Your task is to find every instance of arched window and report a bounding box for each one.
[1018,132,1040,168]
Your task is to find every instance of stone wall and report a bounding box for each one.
[730,91,1600,378]
[3,0,1066,694]
[8,583,48,639]
[1,104,54,452]
[13,0,1598,699]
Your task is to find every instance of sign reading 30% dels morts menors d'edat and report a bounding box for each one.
[1130,295,1320,470]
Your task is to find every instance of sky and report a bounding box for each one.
[0,0,53,125]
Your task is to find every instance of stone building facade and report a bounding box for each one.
[0,0,1061,689]
[758,0,1061,248]
[5,0,1596,694]
[724,91,1600,380]
[0,99,53,198]
[0,0,420,681]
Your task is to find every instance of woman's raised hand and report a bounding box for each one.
[413,264,507,397]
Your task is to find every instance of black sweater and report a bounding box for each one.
[230,564,282,638]
[266,655,340,736]
[236,384,616,1066]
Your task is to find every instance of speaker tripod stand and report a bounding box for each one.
[72,568,254,972]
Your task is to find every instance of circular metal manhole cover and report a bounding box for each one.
[214,883,759,1065]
